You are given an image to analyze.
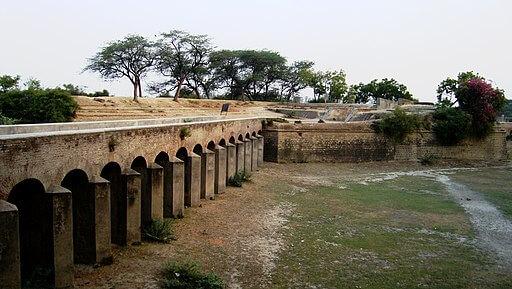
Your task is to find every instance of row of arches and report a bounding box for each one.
[3,131,264,288]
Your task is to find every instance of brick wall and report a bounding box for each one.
[262,122,507,163]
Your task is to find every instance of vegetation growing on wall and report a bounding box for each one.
[373,108,423,143]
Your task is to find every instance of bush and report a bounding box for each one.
[432,106,471,146]
[179,127,192,140]
[0,112,17,125]
[0,88,77,123]
[227,171,251,187]
[419,153,439,166]
[161,261,225,289]
[144,219,175,243]
[373,108,423,143]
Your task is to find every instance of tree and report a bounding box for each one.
[24,78,42,90]
[306,70,348,103]
[279,61,314,101]
[61,84,87,95]
[151,30,212,101]
[328,70,348,102]
[436,72,506,138]
[85,35,155,101]
[210,50,287,101]
[0,75,20,93]
[349,78,415,103]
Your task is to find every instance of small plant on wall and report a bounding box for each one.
[179,127,191,140]
[108,136,119,152]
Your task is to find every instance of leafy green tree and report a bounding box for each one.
[306,70,348,103]
[210,50,287,101]
[0,75,20,93]
[85,35,155,101]
[349,78,415,103]
[24,78,41,90]
[151,30,212,100]
[436,71,480,106]
[61,84,87,95]
[279,61,314,101]
[373,108,423,143]
[432,105,471,145]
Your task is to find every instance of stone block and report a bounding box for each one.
[187,153,201,207]
[88,176,112,265]
[250,135,258,171]
[200,149,215,200]
[147,163,164,222]
[121,169,141,245]
[235,141,245,173]
[214,145,227,194]
[243,138,252,173]
[0,200,20,289]
[225,143,237,182]
[256,134,264,166]
[163,157,185,218]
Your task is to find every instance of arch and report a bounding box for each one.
[237,134,244,141]
[252,131,257,137]
[61,169,93,264]
[229,136,236,144]
[176,147,188,161]
[257,130,262,135]
[100,162,124,245]
[155,151,170,166]
[193,144,203,155]
[245,133,251,139]
[219,139,227,146]
[131,156,150,228]
[8,179,53,287]
[207,141,216,151]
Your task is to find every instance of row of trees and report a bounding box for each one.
[85,32,416,103]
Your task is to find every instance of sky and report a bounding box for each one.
[1,0,511,102]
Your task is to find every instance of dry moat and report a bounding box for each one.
[74,161,512,289]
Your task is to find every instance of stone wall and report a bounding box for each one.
[262,122,507,163]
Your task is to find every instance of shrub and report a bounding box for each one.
[0,88,77,123]
[373,108,423,143]
[419,153,439,166]
[432,106,471,146]
[0,112,17,125]
[144,219,175,243]
[179,127,191,140]
[227,171,251,187]
[161,261,225,289]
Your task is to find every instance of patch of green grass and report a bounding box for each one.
[161,261,225,289]
[271,175,511,289]
[144,219,175,243]
[227,170,251,187]
[451,167,512,219]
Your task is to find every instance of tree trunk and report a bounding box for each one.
[133,82,139,101]
[137,77,142,98]
[174,77,185,101]
[193,87,201,99]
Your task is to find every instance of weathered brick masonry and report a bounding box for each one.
[262,122,507,163]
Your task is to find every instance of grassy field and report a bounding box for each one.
[270,168,512,289]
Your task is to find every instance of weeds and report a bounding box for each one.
[419,153,439,166]
[227,171,251,187]
[144,219,175,243]
[161,261,224,289]
[179,127,192,140]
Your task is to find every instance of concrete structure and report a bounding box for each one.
[263,122,508,163]
[243,137,252,172]
[250,135,259,171]
[235,140,245,173]
[0,116,264,288]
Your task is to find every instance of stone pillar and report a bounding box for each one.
[200,149,215,200]
[214,145,227,194]
[250,135,258,171]
[89,176,112,265]
[163,157,185,218]
[256,134,264,166]
[235,141,245,173]
[243,138,252,173]
[46,185,74,289]
[122,169,141,245]
[0,200,20,289]
[187,153,201,207]
[147,163,164,222]
[225,143,237,183]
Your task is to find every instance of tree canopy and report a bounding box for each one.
[349,78,415,104]
[85,35,155,101]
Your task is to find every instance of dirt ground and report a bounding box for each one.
[74,96,281,121]
[74,161,512,289]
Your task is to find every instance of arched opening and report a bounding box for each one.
[61,169,93,264]
[229,136,236,144]
[245,133,251,139]
[238,134,244,141]
[257,130,262,135]
[100,162,123,245]
[193,144,203,156]
[207,141,216,151]
[176,148,190,207]
[193,144,207,199]
[252,132,257,137]
[131,156,149,228]
[155,151,172,218]
[8,179,53,287]
[219,139,226,146]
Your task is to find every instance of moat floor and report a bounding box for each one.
[74,161,512,289]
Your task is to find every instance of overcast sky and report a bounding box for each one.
[1,0,510,102]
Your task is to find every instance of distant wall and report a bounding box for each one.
[262,122,507,163]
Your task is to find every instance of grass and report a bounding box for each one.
[143,219,175,243]
[161,261,224,289]
[271,174,512,289]
[451,167,512,219]
[227,170,251,187]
